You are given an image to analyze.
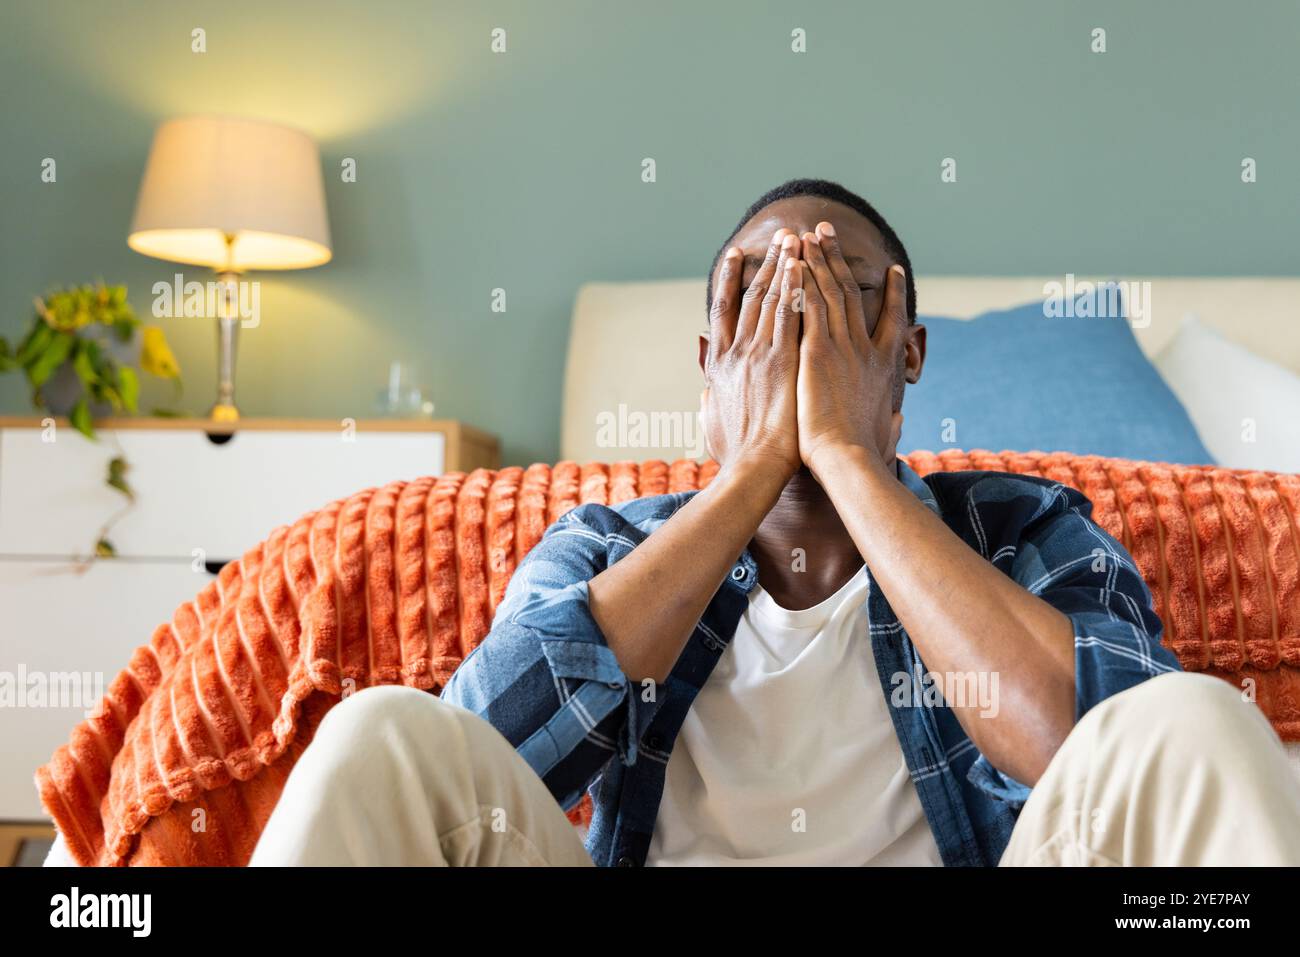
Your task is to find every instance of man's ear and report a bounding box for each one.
[698,334,709,375]
[903,323,927,384]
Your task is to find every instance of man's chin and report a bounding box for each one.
[786,464,823,490]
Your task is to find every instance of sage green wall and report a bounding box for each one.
[2,1,1296,465]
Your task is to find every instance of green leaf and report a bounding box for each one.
[16,322,54,366]
[69,397,94,438]
[117,366,139,414]
[112,317,135,342]
[71,340,98,388]
[99,383,122,412]
[25,331,74,388]
[106,455,134,500]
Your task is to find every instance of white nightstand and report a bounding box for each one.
[0,416,498,820]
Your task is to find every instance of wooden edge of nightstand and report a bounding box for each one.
[0,415,462,434]
[0,415,503,474]
[0,821,55,867]
[444,422,501,472]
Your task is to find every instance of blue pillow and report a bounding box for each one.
[898,299,1214,464]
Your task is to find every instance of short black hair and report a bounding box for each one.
[705,178,916,322]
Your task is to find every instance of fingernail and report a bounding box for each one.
[726,246,741,259]
[819,222,836,237]
[782,234,798,250]
[803,232,818,243]
[891,264,906,278]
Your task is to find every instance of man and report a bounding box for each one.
[252,179,1300,867]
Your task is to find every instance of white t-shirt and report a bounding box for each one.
[646,565,943,866]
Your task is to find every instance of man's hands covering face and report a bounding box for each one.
[703,222,908,483]
[796,223,908,480]
[703,228,804,479]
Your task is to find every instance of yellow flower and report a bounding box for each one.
[141,326,181,379]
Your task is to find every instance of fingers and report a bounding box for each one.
[871,264,908,357]
[814,223,864,348]
[753,232,800,344]
[708,245,743,355]
[800,232,841,346]
[736,228,790,344]
[773,257,802,347]
[814,222,856,287]
[799,255,827,348]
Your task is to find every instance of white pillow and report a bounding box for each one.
[1154,315,1300,472]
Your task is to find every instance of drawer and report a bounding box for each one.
[0,426,445,560]
[0,558,210,819]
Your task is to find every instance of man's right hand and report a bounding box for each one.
[702,228,803,483]
[587,230,802,685]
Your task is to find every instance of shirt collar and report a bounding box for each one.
[896,457,942,516]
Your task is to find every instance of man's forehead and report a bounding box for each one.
[726,200,887,263]
[714,219,883,282]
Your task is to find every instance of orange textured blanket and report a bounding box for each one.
[37,453,1300,866]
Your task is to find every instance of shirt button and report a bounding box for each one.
[647,733,663,749]
[730,565,746,581]
[616,855,637,867]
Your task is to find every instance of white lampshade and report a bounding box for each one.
[128,115,332,271]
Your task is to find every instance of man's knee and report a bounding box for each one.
[1086,671,1273,759]
[308,685,456,763]
[1122,670,1251,723]
[321,682,438,727]
[311,685,516,774]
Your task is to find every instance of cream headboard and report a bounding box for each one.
[561,277,1300,463]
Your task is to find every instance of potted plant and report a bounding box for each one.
[0,282,182,556]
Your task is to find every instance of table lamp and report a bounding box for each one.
[127,115,332,422]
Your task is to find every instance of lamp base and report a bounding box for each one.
[209,401,240,424]
[212,283,241,424]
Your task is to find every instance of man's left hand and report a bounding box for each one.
[796,222,909,481]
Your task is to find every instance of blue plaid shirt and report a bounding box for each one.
[442,461,1181,866]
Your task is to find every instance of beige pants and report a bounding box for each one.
[249,672,1300,867]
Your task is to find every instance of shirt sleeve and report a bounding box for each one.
[964,480,1182,806]
[440,502,666,811]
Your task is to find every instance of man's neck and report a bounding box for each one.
[748,457,897,611]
